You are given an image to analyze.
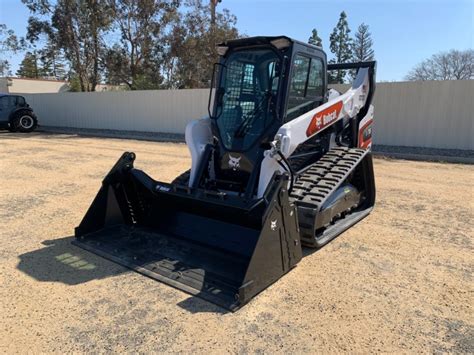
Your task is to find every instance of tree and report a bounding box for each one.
[308,28,322,47]
[15,45,67,80]
[0,60,11,76]
[0,24,26,77]
[16,51,40,78]
[38,42,68,80]
[210,0,222,47]
[0,57,10,77]
[68,74,82,91]
[164,0,239,89]
[103,0,179,90]
[23,0,113,91]
[352,23,374,62]
[0,24,25,53]
[20,0,240,90]
[406,49,474,81]
[329,11,352,83]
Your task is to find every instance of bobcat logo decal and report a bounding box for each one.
[270,219,278,231]
[228,154,241,171]
[316,116,322,129]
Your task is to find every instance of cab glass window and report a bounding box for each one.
[286,55,325,121]
[287,55,310,111]
[215,48,281,151]
[306,59,324,98]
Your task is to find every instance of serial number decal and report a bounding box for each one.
[306,101,343,137]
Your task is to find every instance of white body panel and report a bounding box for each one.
[185,117,213,186]
[327,88,341,101]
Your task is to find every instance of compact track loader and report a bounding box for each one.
[74,36,376,310]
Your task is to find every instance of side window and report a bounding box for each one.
[307,59,324,98]
[16,96,26,106]
[0,97,8,110]
[268,62,279,92]
[8,96,16,107]
[286,55,325,121]
[287,55,310,113]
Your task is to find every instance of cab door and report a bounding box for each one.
[283,53,328,172]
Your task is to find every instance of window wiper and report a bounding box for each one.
[234,92,271,138]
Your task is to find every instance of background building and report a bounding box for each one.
[0,77,124,94]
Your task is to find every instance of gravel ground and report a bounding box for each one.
[1,131,473,353]
[40,127,474,163]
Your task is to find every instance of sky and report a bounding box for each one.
[1,0,473,81]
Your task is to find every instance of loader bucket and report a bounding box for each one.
[74,152,302,311]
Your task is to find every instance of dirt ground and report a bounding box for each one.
[1,132,472,353]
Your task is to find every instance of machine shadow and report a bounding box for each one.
[302,246,319,258]
[177,296,228,314]
[17,236,128,285]
[17,236,231,314]
[16,237,323,314]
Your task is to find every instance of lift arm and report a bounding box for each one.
[257,62,376,197]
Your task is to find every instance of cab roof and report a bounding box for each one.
[218,35,324,53]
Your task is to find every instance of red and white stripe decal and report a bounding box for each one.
[306,101,343,137]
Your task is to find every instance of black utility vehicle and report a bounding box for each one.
[0,94,38,132]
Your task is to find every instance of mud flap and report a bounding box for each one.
[74,152,302,311]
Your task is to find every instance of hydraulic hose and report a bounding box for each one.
[276,150,295,194]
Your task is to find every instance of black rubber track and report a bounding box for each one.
[289,147,370,247]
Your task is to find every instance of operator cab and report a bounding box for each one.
[207,36,327,195]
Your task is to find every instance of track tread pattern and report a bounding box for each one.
[290,147,369,246]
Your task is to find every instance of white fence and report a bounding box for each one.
[24,89,210,135]
[23,80,473,150]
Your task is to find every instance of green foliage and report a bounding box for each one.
[0,60,11,76]
[103,0,240,90]
[162,0,239,89]
[1,23,26,77]
[308,29,322,48]
[38,42,68,80]
[24,0,114,91]
[22,0,240,90]
[0,23,26,53]
[103,0,178,90]
[14,44,67,80]
[329,11,352,83]
[67,74,82,91]
[352,23,374,62]
[16,51,40,78]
